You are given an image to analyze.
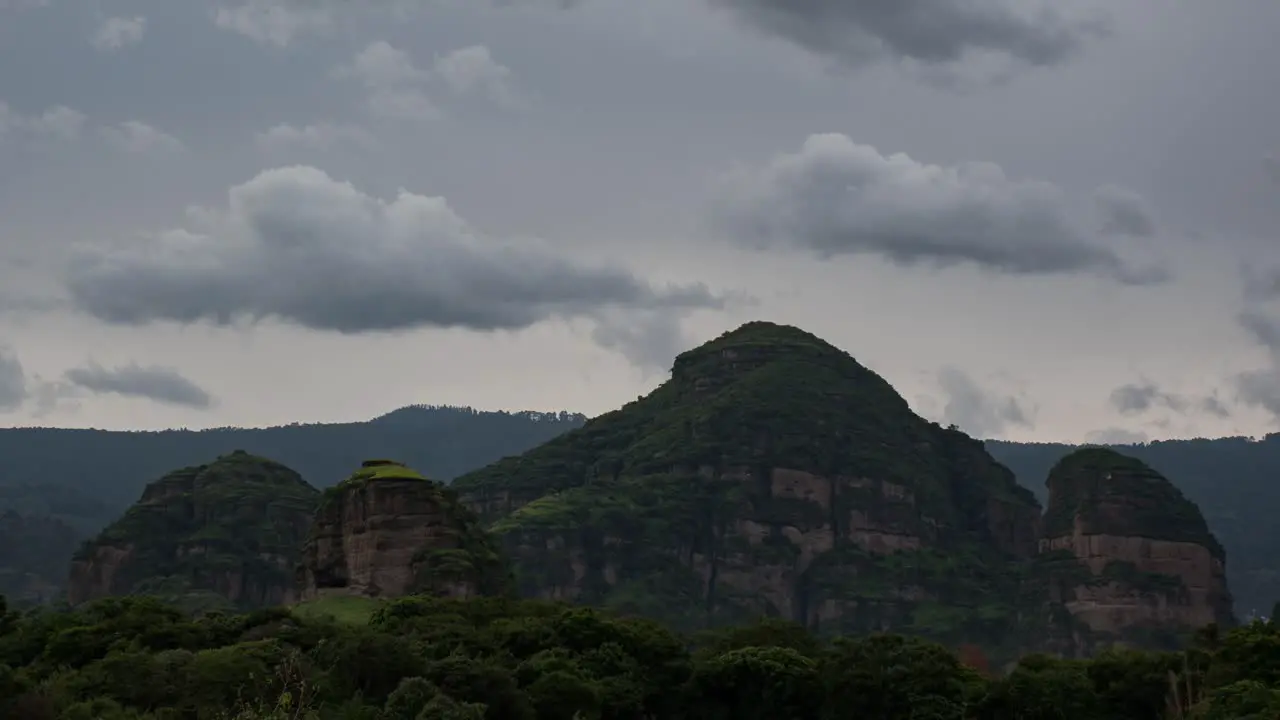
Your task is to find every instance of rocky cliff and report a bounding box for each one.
[298,460,509,600]
[1037,447,1234,653]
[453,322,1044,656]
[67,450,319,611]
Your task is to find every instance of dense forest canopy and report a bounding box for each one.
[2,593,1278,720]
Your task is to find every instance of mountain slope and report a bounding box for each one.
[453,322,1044,655]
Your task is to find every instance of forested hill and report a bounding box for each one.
[0,405,586,513]
[985,434,1280,620]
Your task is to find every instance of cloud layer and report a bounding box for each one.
[64,165,721,355]
[713,133,1163,284]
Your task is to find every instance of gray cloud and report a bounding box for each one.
[64,165,722,354]
[213,0,333,47]
[1242,266,1280,303]
[1085,427,1148,445]
[91,16,147,51]
[1109,381,1186,414]
[0,346,27,412]
[707,0,1108,71]
[1234,309,1280,423]
[936,366,1031,438]
[714,133,1165,284]
[1265,154,1280,184]
[1109,380,1233,418]
[64,362,213,409]
[1094,184,1156,237]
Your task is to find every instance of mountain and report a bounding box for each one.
[299,459,510,600]
[985,438,1280,619]
[68,451,320,612]
[0,511,82,606]
[1037,447,1233,654]
[453,321,1051,659]
[0,405,586,520]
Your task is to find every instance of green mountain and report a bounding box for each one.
[0,405,586,519]
[452,321,1047,658]
[68,451,320,612]
[986,438,1280,619]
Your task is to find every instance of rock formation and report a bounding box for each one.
[453,322,1044,657]
[67,450,319,611]
[1037,447,1234,653]
[297,459,509,601]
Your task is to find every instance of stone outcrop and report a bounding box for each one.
[1037,447,1234,653]
[67,451,319,610]
[298,460,509,601]
[454,322,1044,658]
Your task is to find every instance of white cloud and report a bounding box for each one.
[91,16,147,51]
[213,0,332,47]
[101,121,185,154]
[713,133,1165,284]
[255,122,377,152]
[336,41,439,121]
[433,45,516,106]
[0,102,86,143]
[936,366,1032,438]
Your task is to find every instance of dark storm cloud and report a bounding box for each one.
[63,166,723,354]
[714,133,1165,284]
[1094,185,1156,237]
[64,362,214,408]
[707,0,1109,69]
[1109,381,1185,414]
[936,366,1031,438]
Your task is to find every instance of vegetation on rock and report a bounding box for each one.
[452,321,1046,659]
[68,451,320,612]
[987,437,1280,619]
[2,591,1278,720]
[300,460,512,601]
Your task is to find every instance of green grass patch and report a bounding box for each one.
[291,595,383,625]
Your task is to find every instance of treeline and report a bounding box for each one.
[0,405,587,512]
[2,594,1279,720]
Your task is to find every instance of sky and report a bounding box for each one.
[1,0,1279,443]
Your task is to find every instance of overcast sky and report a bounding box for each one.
[1,0,1278,443]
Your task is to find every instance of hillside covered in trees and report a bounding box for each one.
[2,593,1279,720]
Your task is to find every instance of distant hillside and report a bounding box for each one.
[0,405,587,520]
[985,436,1280,620]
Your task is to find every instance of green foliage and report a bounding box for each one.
[72,451,320,611]
[1,592,1279,720]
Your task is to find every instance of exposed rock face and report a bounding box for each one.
[298,460,509,601]
[1038,448,1234,653]
[67,451,319,611]
[454,322,1043,656]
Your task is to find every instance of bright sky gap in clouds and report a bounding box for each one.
[0,0,1278,442]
